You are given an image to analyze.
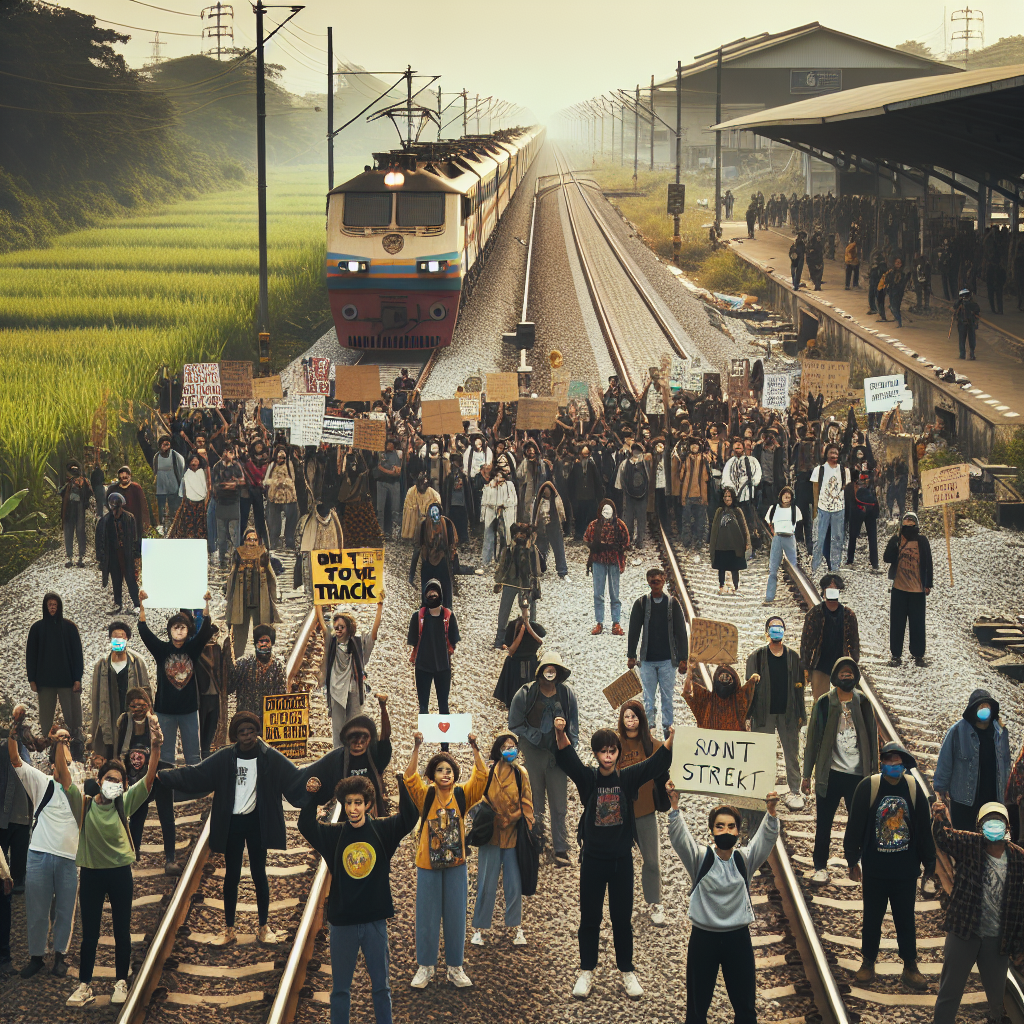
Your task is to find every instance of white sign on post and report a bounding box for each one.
[864,374,914,412]
[141,539,209,608]
[670,726,778,808]
[670,356,688,392]
[761,373,789,410]
[417,713,473,744]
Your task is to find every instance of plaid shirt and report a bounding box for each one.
[933,818,1024,956]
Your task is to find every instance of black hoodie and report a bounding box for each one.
[26,592,84,688]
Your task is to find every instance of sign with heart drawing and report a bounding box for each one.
[418,713,472,744]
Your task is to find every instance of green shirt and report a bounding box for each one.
[76,778,149,869]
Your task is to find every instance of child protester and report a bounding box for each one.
[553,715,674,1001]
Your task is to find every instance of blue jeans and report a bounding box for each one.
[157,493,181,522]
[206,496,218,553]
[592,561,621,624]
[812,508,845,575]
[216,510,239,560]
[156,711,201,767]
[640,659,676,732]
[329,919,392,1024]
[415,864,467,968]
[25,850,78,956]
[536,521,568,576]
[471,845,522,929]
[766,532,797,601]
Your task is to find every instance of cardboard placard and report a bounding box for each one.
[646,386,665,414]
[728,359,750,400]
[263,693,309,760]
[219,360,254,400]
[486,372,520,404]
[551,367,570,404]
[310,547,384,605]
[603,669,643,709]
[670,356,688,392]
[921,464,971,507]
[864,374,914,412]
[140,539,208,608]
[417,713,473,744]
[252,375,284,401]
[670,726,778,805]
[762,373,790,410]
[334,364,382,403]
[421,399,465,435]
[353,417,387,451]
[322,415,354,446]
[301,356,332,396]
[516,397,559,431]
[689,618,739,665]
[457,393,481,420]
[800,359,850,403]
[180,363,223,408]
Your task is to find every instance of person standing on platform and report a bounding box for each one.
[790,232,806,290]
[844,236,860,289]
[953,287,981,360]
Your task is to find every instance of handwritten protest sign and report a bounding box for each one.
[762,373,789,410]
[263,693,309,760]
[310,547,384,605]
[353,417,387,451]
[301,356,332,396]
[670,356,688,391]
[421,399,465,435]
[486,372,520,403]
[728,359,750,401]
[551,367,570,404]
[219,361,253,400]
[646,386,665,414]
[670,726,777,807]
[457,393,481,420]
[334,364,382,403]
[800,359,850,404]
[252,375,284,401]
[181,363,223,408]
[272,401,297,430]
[517,397,559,431]
[689,618,739,664]
[321,415,354,446]
[864,374,914,412]
[603,669,642,710]
[922,464,970,507]
[141,539,208,608]
[291,395,326,445]
[417,713,472,744]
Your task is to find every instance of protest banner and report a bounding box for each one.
[568,380,589,399]
[252,374,284,400]
[728,359,750,401]
[219,361,253,400]
[272,401,297,430]
[922,463,971,587]
[417,713,473,744]
[762,373,790,410]
[689,618,739,664]
[290,395,325,445]
[180,363,224,408]
[864,374,914,412]
[263,693,309,759]
[141,539,208,608]
[421,399,465,435]
[486,372,520,403]
[321,415,354,446]
[334,364,382,403]
[670,726,778,808]
[300,356,332,396]
[457,392,481,420]
[602,669,642,710]
[516,397,559,431]
[310,547,384,605]
[670,356,688,392]
[353,417,387,451]
[800,359,850,404]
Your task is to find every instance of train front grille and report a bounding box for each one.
[348,335,441,349]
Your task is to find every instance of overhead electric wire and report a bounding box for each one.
[126,0,200,14]
[90,17,201,36]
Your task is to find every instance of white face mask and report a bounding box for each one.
[601,507,613,520]
[824,588,840,601]
[101,780,124,801]
[543,666,557,681]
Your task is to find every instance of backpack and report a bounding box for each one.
[409,607,454,665]
[417,784,468,839]
[624,460,648,501]
[855,485,878,516]
[868,773,917,809]
[691,845,749,895]
[81,793,135,854]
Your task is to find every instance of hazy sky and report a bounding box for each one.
[68,1,1023,119]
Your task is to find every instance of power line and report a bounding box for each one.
[91,16,202,36]
[126,0,201,15]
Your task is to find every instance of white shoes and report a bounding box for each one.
[258,924,278,944]
[811,868,829,885]
[649,904,666,926]
[410,965,434,988]
[572,970,594,999]
[784,791,806,811]
[447,965,472,988]
[211,926,237,947]
[470,930,485,946]
[111,979,129,1005]
[67,983,95,1007]
[622,971,644,1000]
[512,927,527,946]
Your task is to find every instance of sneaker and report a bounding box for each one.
[0,957,14,976]
[590,623,603,635]
[512,927,527,946]
[784,792,806,811]
[554,851,571,868]
[257,924,278,944]
[66,560,73,568]
[914,656,928,668]
[572,970,594,999]
[165,859,183,877]
[210,926,237,947]
[20,956,45,979]
[621,971,644,1000]
[410,965,434,989]
[447,966,472,988]
[611,623,624,636]
[51,951,68,977]
[902,963,928,991]
[111,979,129,1005]
[67,983,95,1008]
[649,904,666,926]
[854,962,875,983]
[811,868,829,885]
[888,656,902,667]
[762,598,774,605]
[470,930,484,946]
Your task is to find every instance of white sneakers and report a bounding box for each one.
[447,966,472,988]
[111,979,129,1005]
[572,970,594,999]
[257,924,278,944]
[649,904,666,926]
[67,983,95,1007]
[512,927,527,946]
[621,971,644,1000]
[470,930,485,946]
[784,791,806,811]
[211,926,237,947]
[410,965,434,988]
[811,868,829,885]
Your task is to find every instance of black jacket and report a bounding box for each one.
[26,592,84,688]
[883,531,933,590]
[96,509,139,567]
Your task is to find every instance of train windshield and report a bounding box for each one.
[342,193,393,227]
[396,193,445,227]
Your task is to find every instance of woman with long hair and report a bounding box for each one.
[764,486,802,604]
[168,452,208,539]
[710,486,751,594]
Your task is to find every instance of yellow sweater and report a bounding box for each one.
[482,762,535,848]
[405,763,487,870]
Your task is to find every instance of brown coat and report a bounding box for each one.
[224,545,281,627]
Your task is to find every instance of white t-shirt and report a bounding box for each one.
[233,756,258,815]
[767,503,804,536]
[182,468,208,501]
[16,762,80,860]
[811,463,848,513]
[830,700,861,774]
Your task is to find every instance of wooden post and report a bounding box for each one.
[942,502,954,586]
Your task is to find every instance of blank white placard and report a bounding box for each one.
[141,539,209,609]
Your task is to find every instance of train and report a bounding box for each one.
[325,126,545,350]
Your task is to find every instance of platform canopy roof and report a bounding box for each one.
[711,65,1024,200]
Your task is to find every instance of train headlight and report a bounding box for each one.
[384,170,404,187]
[429,302,447,321]
[417,260,449,273]
[341,304,358,321]
[337,260,369,273]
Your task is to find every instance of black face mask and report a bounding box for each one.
[425,593,442,608]
[713,676,737,698]
[835,675,856,692]
[255,648,272,663]
[713,832,739,850]
[901,525,918,539]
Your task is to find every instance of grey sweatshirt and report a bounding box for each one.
[667,808,779,931]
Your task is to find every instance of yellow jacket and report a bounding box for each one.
[481,761,535,848]
[404,762,487,870]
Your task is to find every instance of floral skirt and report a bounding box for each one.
[169,497,208,539]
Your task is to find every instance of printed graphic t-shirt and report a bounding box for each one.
[139,618,214,716]
[831,700,862,774]
[812,463,846,513]
[233,748,259,815]
[582,778,632,860]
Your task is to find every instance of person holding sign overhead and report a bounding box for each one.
[883,512,932,667]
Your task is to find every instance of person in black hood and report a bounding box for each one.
[25,593,85,754]
[96,491,140,613]
[883,512,932,667]
[406,579,460,752]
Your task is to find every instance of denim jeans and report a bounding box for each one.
[26,850,78,956]
[592,561,621,624]
[206,496,218,554]
[156,711,202,766]
[266,501,298,550]
[415,864,468,968]
[216,511,239,560]
[640,659,676,732]
[536,521,568,576]
[471,844,522,929]
[376,482,401,535]
[766,532,797,601]
[812,508,845,575]
[156,493,181,523]
[63,516,87,561]
[680,498,707,548]
[330,920,392,1024]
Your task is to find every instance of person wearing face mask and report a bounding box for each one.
[710,486,751,594]
[407,579,461,752]
[583,498,631,636]
[319,601,384,748]
[930,799,1023,1024]
[682,656,753,731]
[666,782,780,1023]
[531,480,569,579]
[492,522,542,647]
[224,526,282,659]
[569,443,605,542]
[480,467,518,567]
[89,621,152,761]
[763,486,803,604]
[264,444,298,551]
[410,501,457,611]
[933,689,1011,833]
[553,716,674,1000]
[469,732,535,948]
[801,656,876,883]
[228,624,288,717]
[676,436,711,548]
[509,653,578,869]
[843,742,934,990]
[66,712,164,1007]
[158,712,300,948]
[799,574,861,701]
[883,512,932,667]
[401,472,441,541]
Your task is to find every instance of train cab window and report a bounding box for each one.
[396,193,445,227]
[343,193,393,227]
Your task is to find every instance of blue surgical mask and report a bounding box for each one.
[768,625,785,642]
[501,748,518,763]
[981,820,1006,842]
[110,638,127,653]
[881,762,906,779]
[976,707,992,722]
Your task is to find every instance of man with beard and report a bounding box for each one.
[401,472,441,541]
[228,625,288,717]
[110,465,150,535]
[569,443,604,542]
[96,492,141,613]
[409,502,458,611]
[492,521,542,648]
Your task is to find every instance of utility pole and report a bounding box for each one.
[437,85,442,140]
[462,90,468,136]
[326,26,333,191]
[715,46,722,231]
[201,3,234,60]
[951,7,984,68]
[649,75,655,171]
[673,60,682,264]
[405,64,413,147]
[148,32,166,63]
[475,93,480,133]
[633,84,639,184]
